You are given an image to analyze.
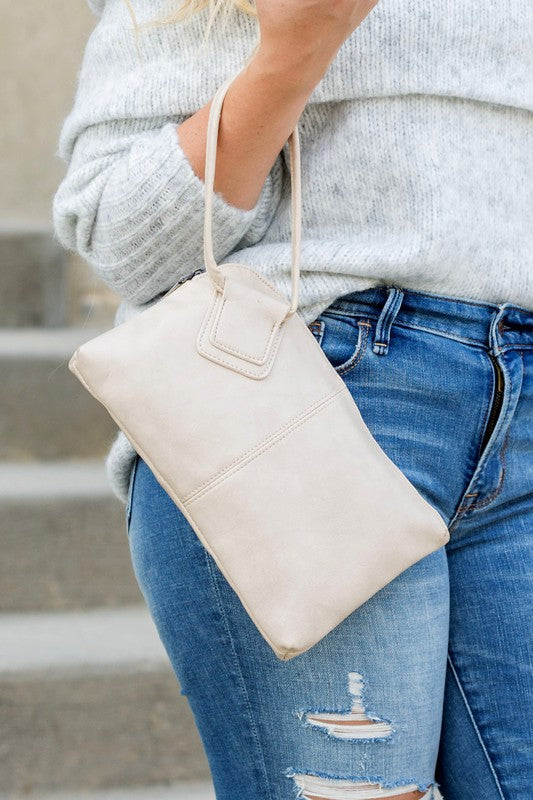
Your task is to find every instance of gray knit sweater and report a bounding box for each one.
[53,0,532,505]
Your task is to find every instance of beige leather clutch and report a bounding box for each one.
[68,70,449,661]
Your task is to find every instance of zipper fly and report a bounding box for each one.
[480,353,505,454]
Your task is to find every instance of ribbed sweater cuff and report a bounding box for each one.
[57,121,278,305]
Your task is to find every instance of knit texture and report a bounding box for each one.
[54,0,533,504]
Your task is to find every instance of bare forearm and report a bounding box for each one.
[176,49,325,211]
[176,0,381,212]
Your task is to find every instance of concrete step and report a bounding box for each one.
[0,606,210,795]
[0,327,118,459]
[0,230,67,327]
[0,785,215,800]
[0,459,143,611]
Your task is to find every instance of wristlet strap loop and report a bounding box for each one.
[203,71,302,319]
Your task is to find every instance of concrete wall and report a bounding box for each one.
[1,1,120,324]
[1,1,95,225]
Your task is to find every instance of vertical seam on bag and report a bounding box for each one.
[203,548,273,798]
[184,386,346,506]
[446,653,505,799]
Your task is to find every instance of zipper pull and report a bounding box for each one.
[163,268,205,297]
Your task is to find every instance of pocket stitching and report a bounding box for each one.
[308,319,325,347]
[309,317,371,376]
[335,319,372,376]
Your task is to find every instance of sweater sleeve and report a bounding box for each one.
[53,2,283,306]
[53,115,284,305]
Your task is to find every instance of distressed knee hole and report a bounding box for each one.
[287,772,435,800]
[298,672,393,740]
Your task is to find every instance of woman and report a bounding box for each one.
[53,1,532,798]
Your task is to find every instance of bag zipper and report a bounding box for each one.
[480,353,504,454]
[163,268,205,297]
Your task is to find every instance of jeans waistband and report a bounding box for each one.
[324,286,533,354]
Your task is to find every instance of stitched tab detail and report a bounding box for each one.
[197,266,289,380]
[210,272,288,365]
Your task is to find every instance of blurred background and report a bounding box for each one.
[0,3,214,797]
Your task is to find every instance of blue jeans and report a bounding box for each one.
[125,285,533,800]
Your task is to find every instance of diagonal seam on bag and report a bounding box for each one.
[183,385,347,507]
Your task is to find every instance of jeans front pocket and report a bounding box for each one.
[307,312,372,377]
[125,453,140,533]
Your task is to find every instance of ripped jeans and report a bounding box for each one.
[125,285,533,800]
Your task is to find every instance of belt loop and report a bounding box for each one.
[373,286,404,356]
[488,303,508,356]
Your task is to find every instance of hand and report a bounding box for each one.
[254,0,380,85]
